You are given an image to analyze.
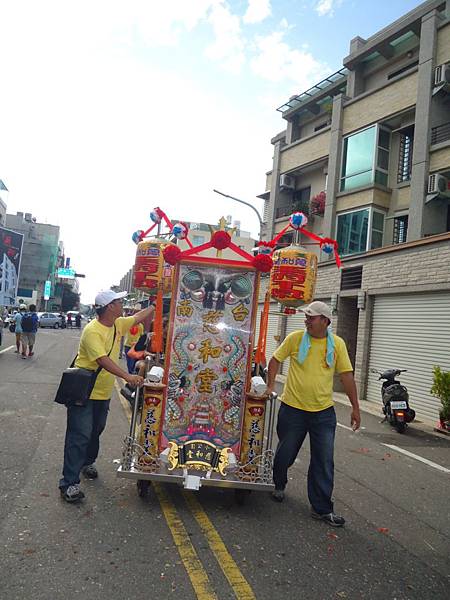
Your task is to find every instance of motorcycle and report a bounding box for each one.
[371,368,415,433]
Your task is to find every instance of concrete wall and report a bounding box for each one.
[429,145,450,171]
[336,187,392,212]
[436,22,450,64]
[279,129,330,173]
[343,72,418,134]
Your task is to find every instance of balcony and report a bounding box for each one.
[431,122,450,146]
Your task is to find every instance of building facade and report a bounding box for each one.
[6,211,60,309]
[260,0,450,424]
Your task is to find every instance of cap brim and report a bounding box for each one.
[300,307,319,316]
[114,291,128,300]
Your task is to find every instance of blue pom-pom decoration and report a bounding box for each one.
[132,230,144,245]
[290,212,308,229]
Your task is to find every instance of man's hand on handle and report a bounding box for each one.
[126,374,144,387]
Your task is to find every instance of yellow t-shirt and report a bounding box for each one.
[273,330,353,412]
[124,322,144,347]
[75,316,135,400]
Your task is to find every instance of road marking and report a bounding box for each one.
[183,491,256,600]
[381,444,450,474]
[0,345,15,355]
[337,422,354,432]
[114,379,219,600]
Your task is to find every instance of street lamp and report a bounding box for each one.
[213,189,265,240]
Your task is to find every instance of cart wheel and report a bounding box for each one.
[234,488,251,506]
[137,480,150,498]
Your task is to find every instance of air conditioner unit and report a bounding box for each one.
[279,174,295,190]
[434,62,450,86]
[428,173,450,197]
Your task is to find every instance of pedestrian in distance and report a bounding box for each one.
[75,312,81,329]
[20,304,39,358]
[67,313,72,328]
[58,289,155,503]
[266,301,361,527]
[13,304,27,353]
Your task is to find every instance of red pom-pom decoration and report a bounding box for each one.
[163,245,182,265]
[252,253,273,272]
[211,230,231,250]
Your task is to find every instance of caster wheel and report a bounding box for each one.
[137,480,150,497]
[234,488,251,506]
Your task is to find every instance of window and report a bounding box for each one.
[340,125,391,192]
[192,235,205,247]
[336,208,385,256]
[397,127,414,183]
[393,215,408,244]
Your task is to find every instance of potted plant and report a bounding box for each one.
[310,191,326,216]
[430,366,450,431]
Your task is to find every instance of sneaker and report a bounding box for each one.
[28,352,34,357]
[60,484,85,503]
[14,350,19,353]
[21,353,27,359]
[311,511,345,527]
[82,464,98,479]
[271,489,285,502]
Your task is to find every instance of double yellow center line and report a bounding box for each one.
[115,380,256,600]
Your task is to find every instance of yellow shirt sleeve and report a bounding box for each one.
[335,336,353,373]
[116,316,136,336]
[273,331,302,362]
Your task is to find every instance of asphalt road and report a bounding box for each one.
[0,327,449,600]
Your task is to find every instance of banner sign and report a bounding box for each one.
[161,261,258,457]
[43,280,51,300]
[57,267,76,279]
[0,226,24,306]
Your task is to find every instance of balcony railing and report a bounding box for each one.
[431,121,450,145]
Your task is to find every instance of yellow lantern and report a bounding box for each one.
[133,238,175,294]
[269,244,318,307]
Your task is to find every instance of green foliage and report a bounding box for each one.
[430,366,450,421]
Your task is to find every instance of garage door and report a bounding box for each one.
[366,292,450,423]
[254,302,280,364]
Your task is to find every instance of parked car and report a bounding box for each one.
[39,312,62,329]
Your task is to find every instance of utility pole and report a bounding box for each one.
[213,189,265,240]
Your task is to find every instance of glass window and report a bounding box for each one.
[393,215,408,243]
[341,127,376,191]
[336,208,385,256]
[397,127,414,183]
[340,125,391,192]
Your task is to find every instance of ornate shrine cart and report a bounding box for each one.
[117,209,340,498]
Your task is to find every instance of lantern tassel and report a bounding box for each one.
[254,291,270,368]
[151,288,164,353]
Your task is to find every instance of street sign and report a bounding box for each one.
[57,267,76,279]
[43,280,51,300]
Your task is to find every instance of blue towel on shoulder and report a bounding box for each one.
[297,328,335,368]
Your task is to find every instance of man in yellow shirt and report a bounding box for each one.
[266,301,360,527]
[59,289,154,503]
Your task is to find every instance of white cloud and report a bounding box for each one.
[250,29,328,87]
[205,2,246,73]
[315,0,342,17]
[243,0,272,24]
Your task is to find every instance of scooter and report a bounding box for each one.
[371,368,416,433]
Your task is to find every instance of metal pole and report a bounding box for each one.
[213,189,264,240]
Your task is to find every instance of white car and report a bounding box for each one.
[39,312,62,328]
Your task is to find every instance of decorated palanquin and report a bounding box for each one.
[119,208,340,496]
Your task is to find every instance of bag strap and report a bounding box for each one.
[70,324,117,377]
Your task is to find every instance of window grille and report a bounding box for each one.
[397,127,414,183]
[393,215,408,244]
[340,266,363,290]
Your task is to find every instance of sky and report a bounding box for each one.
[0,0,423,303]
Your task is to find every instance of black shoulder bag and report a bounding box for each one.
[55,325,116,406]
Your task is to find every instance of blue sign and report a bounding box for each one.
[57,267,76,279]
[44,280,51,300]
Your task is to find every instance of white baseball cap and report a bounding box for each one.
[94,289,127,308]
[300,300,332,320]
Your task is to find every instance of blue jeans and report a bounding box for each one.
[124,346,136,374]
[273,403,337,514]
[59,399,110,490]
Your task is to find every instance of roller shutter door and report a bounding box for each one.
[254,302,280,364]
[366,292,450,423]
